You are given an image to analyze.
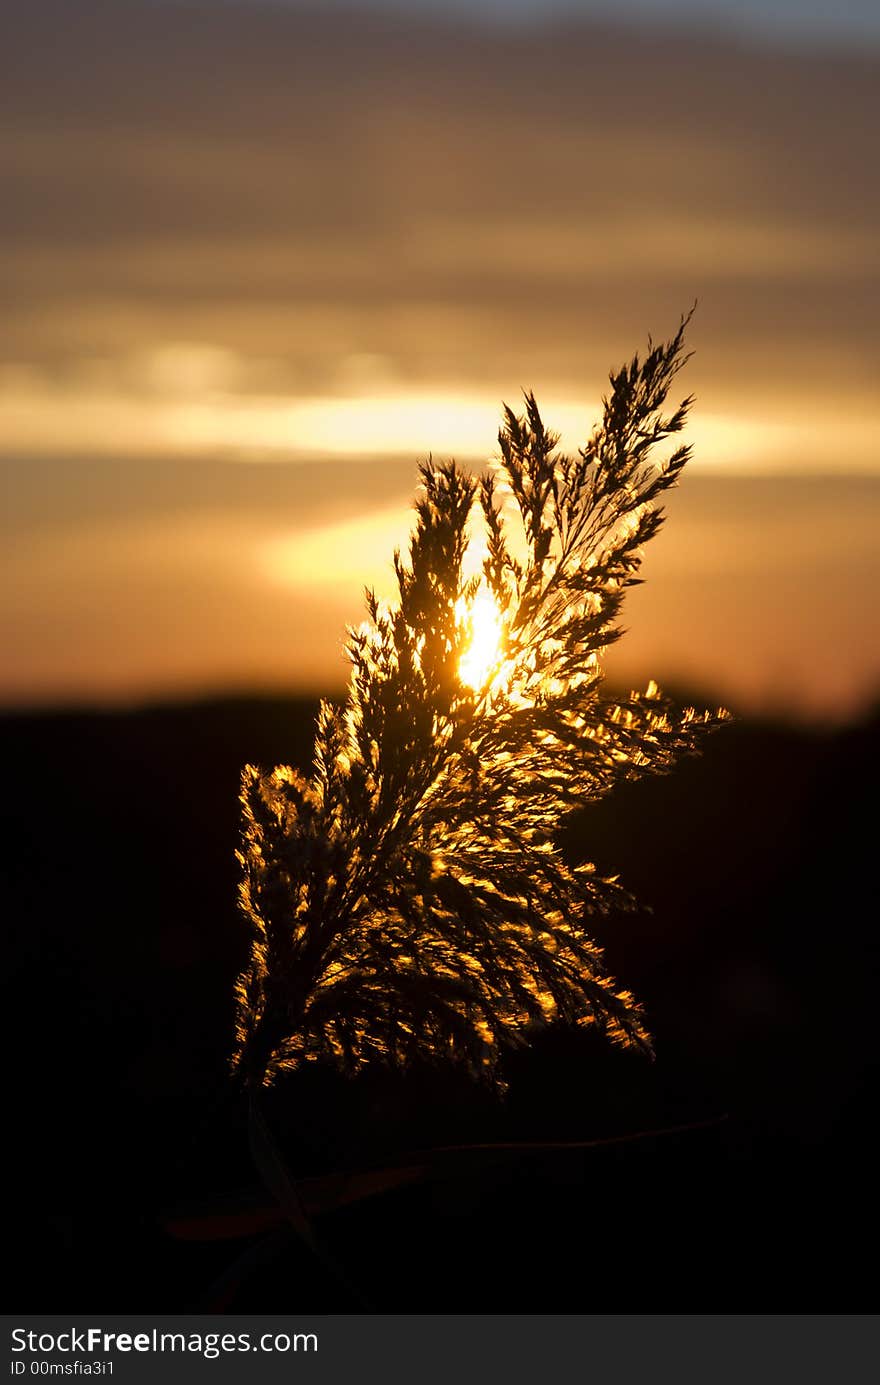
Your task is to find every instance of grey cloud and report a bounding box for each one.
[2,3,877,405]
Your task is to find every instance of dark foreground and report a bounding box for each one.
[3,695,877,1310]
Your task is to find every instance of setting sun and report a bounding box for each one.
[457,587,505,691]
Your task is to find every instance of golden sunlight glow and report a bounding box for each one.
[457,587,504,691]
[260,507,410,596]
[5,366,877,472]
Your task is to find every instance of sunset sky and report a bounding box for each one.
[2,0,878,717]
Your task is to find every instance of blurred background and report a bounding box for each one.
[3,0,878,1312]
[3,0,878,718]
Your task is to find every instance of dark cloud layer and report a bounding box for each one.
[3,2,878,406]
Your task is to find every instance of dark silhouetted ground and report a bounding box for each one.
[3,696,877,1309]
